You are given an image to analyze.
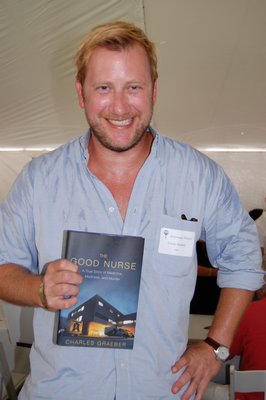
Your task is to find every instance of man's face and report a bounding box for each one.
[75,44,157,152]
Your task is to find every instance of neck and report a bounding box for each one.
[87,130,153,220]
[87,130,153,178]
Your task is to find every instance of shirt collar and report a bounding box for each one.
[78,127,162,165]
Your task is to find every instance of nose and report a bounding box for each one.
[110,90,130,116]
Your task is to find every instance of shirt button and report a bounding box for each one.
[108,207,115,213]
[120,362,125,369]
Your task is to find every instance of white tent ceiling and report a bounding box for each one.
[0,0,266,207]
[146,0,266,150]
[0,0,144,148]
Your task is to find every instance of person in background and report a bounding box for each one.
[190,241,220,315]
[203,275,266,400]
[203,210,266,400]
[249,206,266,270]
[0,21,263,400]
[249,208,265,253]
[230,275,266,400]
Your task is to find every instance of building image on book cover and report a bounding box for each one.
[57,230,144,350]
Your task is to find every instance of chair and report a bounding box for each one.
[229,364,266,400]
[0,372,3,400]
[0,343,17,400]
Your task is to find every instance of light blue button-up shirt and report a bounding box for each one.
[0,130,263,399]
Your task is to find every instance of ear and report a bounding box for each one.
[75,80,85,108]
[152,79,158,104]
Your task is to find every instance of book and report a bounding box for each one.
[56,230,144,350]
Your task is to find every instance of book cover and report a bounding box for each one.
[57,230,144,350]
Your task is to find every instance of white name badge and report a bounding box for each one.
[158,227,195,257]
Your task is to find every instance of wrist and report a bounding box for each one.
[39,277,48,309]
[204,336,230,361]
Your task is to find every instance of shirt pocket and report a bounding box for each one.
[152,214,200,277]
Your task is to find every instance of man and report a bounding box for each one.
[0,21,263,400]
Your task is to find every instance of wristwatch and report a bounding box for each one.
[204,337,229,361]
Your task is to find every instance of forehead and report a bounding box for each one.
[85,44,152,81]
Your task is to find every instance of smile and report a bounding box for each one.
[108,118,132,127]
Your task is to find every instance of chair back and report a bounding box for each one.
[229,365,266,400]
[0,371,3,400]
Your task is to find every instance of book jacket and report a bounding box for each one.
[57,230,144,350]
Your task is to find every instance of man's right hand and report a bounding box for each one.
[41,259,83,311]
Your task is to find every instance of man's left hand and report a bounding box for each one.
[171,341,222,399]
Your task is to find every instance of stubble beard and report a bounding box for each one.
[87,115,153,153]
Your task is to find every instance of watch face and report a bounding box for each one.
[216,346,229,361]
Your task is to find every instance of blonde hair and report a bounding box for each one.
[75,20,158,86]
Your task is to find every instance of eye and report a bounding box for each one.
[97,85,109,93]
[130,85,141,91]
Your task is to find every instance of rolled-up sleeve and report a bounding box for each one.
[204,165,263,291]
[0,163,37,272]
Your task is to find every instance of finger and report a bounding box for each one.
[171,356,188,373]
[56,280,81,296]
[175,372,205,400]
[194,379,209,400]
[44,267,83,287]
[171,369,191,394]
[44,281,81,310]
[47,293,79,311]
[58,259,79,272]
[47,259,79,273]
[180,380,198,400]
[55,269,83,285]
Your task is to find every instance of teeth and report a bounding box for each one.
[109,119,132,126]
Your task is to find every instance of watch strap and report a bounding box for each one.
[204,336,221,350]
